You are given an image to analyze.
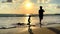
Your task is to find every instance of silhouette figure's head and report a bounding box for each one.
[40,6,43,9]
[29,15,31,17]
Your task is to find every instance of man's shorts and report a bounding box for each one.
[39,15,43,20]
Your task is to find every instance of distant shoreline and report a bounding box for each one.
[0,14,59,17]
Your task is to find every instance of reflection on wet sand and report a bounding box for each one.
[28,25,34,34]
[0,26,60,34]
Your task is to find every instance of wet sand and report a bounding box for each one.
[0,26,60,34]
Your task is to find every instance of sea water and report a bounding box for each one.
[0,15,60,27]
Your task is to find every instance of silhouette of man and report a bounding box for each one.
[39,6,45,27]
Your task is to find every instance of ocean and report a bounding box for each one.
[0,15,60,28]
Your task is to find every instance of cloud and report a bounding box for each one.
[42,4,58,14]
[37,0,50,3]
[50,0,60,4]
[30,0,37,3]
[57,5,60,9]
[0,0,60,14]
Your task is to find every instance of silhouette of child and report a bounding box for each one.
[27,15,31,27]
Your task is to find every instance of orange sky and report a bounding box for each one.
[0,0,60,14]
[14,0,39,14]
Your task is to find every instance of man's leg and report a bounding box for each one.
[40,18,43,28]
[39,17,41,27]
[40,19,41,27]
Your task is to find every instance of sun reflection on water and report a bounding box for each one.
[24,14,30,24]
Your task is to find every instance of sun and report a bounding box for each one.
[25,2,32,9]
[26,3,31,7]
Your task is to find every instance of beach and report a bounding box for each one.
[0,26,60,34]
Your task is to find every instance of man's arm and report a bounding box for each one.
[43,9,45,12]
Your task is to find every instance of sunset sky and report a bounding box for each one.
[0,0,60,14]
